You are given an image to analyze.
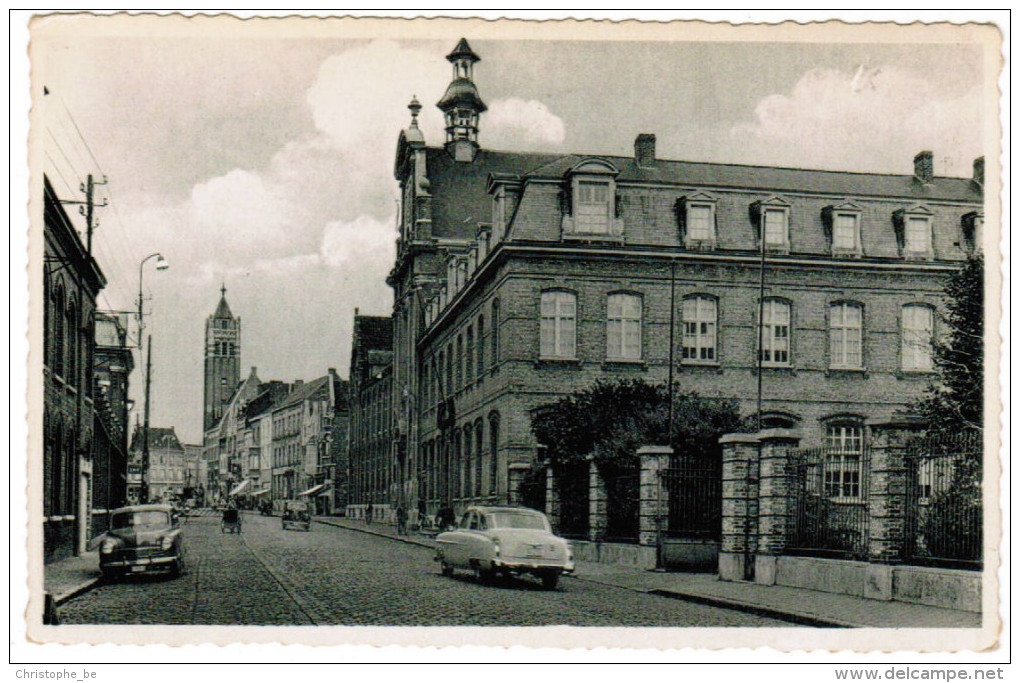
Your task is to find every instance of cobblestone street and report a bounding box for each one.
[59,512,788,626]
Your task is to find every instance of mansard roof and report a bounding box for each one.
[423,146,982,241]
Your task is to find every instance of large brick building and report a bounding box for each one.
[349,39,983,522]
[43,175,108,562]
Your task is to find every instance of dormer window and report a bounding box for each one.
[577,181,610,233]
[492,187,506,241]
[893,205,934,260]
[679,193,718,249]
[561,159,623,240]
[822,202,863,257]
[750,197,791,254]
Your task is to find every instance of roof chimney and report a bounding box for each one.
[635,133,656,168]
[973,156,985,187]
[914,150,934,184]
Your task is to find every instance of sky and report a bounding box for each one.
[30,16,991,445]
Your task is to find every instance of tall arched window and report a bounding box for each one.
[682,295,718,362]
[488,412,500,496]
[446,343,454,395]
[829,302,863,368]
[53,285,66,377]
[465,326,474,383]
[44,271,51,368]
[463,423,474,499]
[476,314,485,379]
[491,299,500,369]
[901,304,934,371]
[475,419,484,497]
[436,350,445,399]
[607,292,642,360]
[759,298,791,366]
[456,334,464,391]
[66,299,79,387]
[824,420,865,500]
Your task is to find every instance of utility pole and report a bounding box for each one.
[142,334,152,503]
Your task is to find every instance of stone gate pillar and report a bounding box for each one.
[587,457,607,542]
[637,446,673,551]
[755,429,801,585]
[864,419,921,600]
[719,433,761,582]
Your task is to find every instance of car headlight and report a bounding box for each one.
[100,538,118,554]
[160,536,174,551]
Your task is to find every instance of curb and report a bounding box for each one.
[313,518,437,550]
[52,576,103,607]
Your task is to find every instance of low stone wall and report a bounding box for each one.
[661,539,719,571]
[569,540,657,569]
[892,564,982,613]
[773,555,981,612]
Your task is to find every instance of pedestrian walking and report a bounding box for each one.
[396,505,408,535]
[366,503,373,525]
[437,502,455,531]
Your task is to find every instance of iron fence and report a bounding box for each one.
[554,461,590,540]
[603,464,639,542]
[663,458,722,540]
[904,432,983,570]
[787,446,870,560]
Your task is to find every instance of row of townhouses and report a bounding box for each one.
[342,39,984,532]
[199,290,350,514]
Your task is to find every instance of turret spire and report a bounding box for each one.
[437,38,486,162]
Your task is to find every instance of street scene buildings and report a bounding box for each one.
[34,23,993,637]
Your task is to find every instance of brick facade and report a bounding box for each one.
[350,38,983,524]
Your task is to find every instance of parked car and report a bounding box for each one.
[434,506,574,589]
[98,504,185,580]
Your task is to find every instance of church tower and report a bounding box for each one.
[436,37,486,162]
[203,285,240,430]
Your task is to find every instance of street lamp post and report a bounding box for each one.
[137,253,169,503]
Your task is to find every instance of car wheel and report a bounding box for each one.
[170,556,184,578]
[540,572,560,590]
[100,568,119,583]
[440,560,454,577]
[473,564,494,585]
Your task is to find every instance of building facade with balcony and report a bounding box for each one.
[351,39,985,524]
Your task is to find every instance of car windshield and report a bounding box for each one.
[111,510,169,529]
[488,512,548,531]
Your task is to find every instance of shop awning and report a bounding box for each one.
[251,488,271,497]
[229,479,251,496]
[298,484,326,497]
[316,486,333,497]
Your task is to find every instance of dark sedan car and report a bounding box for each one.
[98,504,185,580]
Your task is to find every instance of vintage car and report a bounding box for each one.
[281,500,311,531]
[98,504,185,580]
[434,506,574,589]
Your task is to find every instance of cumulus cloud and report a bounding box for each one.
[321,214,397,274]
[485,97,566,150]
[729,66,983,176]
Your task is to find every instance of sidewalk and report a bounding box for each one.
[43,550,102,606]
[315,516,981,629]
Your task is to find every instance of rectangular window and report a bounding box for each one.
[687,205,713,241]
[829,303,863,368]
[759,299,790,365]
[764,209,788,247]
[540,291,577,359]
[576,181,610,233]
[833,213,857,250]
[902,305,934,370]
[905,216,931,255]
[825,425,864,499]
[682,296,717,362]
[607,293,642,360]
